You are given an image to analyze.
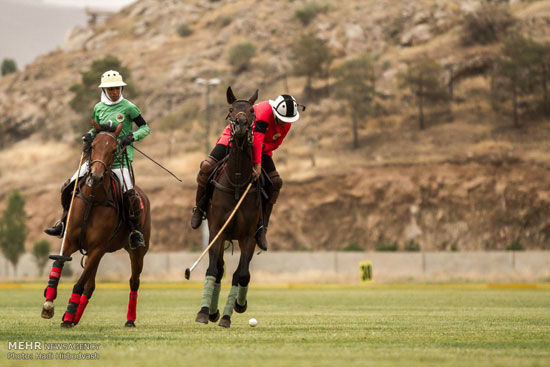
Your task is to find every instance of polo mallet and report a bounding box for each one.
[185,181,253,280]
[49,151,86,263]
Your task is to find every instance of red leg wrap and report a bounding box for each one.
[63,312,74,323]
[69,293,81,304]
[45,267,62,301]
[73,295,89,325]
[127,291,138,322]
[45,287,56,301]
[50,267,62,278]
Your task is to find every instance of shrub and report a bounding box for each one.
[506,240,524,251]
[177,23,193,37]
[460,2,516,46]
[295,1,329,26]
[32,240,51,276]
[0,189,26,276]
[228,42,256,73]
[1,58,17,76]
[341,243,364,252]
[375,241,399,252]
[404,240,421,252]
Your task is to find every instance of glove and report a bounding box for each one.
[119,134,134,148]
[82,132,93,152]
[253,163,261,181]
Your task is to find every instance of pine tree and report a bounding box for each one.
[0,189,26,276]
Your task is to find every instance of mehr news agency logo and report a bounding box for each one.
[7,341,100,360]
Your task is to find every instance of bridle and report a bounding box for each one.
[225,101,255,190]
[89,131,118,178]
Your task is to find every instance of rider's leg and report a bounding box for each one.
[255,155,282,251]
[191,144,227,229]
[44,161,89,237]
[116,168,145,250]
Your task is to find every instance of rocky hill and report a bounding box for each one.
[1,0,550,252]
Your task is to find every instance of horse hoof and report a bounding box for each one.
[209,310,220,322]
[60,321,74,328]
[195,311,209,324]
[234,300,247,314]
[41,301,54,319]
[218,315,231,328]
[125,320,136,328]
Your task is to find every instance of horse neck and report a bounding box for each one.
[224,137,253,187]
[81,170,112,200]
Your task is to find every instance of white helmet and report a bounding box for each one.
[269,94,300,123]
[98,70,127,88]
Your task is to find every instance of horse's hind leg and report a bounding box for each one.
[125,247,146,327]
[196,239,224,324]
[60,250,104,328]
[219,237,255,328]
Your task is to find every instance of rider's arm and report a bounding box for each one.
[132,114,150,142]
[252,120,267,164]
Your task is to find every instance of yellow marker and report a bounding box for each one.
[359,261,373,282]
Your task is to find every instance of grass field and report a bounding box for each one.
[1,285,549,367]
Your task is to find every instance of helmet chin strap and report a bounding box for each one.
[101,88,124,105]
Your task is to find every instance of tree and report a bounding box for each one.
[32,240,51,276]
[1,58,17,76]
[333,55,376,149]
[532,41,550,117]
[491,34,538,128]
[399,56,450,130]
[228,42,256,73]
[0,189,26,276]
[69,56,137,134]
[290,33,333,96]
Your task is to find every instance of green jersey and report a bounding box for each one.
[89,99,150,169]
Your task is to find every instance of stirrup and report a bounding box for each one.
[128,230,145,250]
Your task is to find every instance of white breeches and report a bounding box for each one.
[71,161,134,192]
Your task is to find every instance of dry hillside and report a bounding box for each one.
[1,0,550,251]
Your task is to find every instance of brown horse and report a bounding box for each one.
[195,87,261,328]
[41,121,151,328]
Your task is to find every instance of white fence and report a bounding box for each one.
[1,251,549,283]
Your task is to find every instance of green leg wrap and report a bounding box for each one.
[210,282,222,312]
[223,285,239,317]
[237,285,248,306]
[200,276,216,309]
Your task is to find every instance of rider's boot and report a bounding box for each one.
[124,189,145,250]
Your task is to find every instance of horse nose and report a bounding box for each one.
[89,173,103,186]
[237,116,247,124]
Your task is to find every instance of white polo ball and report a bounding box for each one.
[248,318,258,327]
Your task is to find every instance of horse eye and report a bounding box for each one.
[229,108,233,112]
[250,108,254,113]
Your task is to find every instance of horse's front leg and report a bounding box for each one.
[195,237,225,324]
[219,237,255,328]
[60,249,104,328]
[125,246,147,327]
[41,241,76,319]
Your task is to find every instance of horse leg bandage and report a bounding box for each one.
[210,282,222,312]
[200,276,216,310]
[223,285,239,317]
[73,295,89,325]
[237,285,248,307]
[62,293,81,323]
[44,260,64,301]
[127,291,138,322]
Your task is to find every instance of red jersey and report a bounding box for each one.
[216,100,291,163]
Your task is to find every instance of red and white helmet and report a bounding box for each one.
[269,94,300,123]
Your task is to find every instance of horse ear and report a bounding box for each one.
[92,118,100,131]
[248,89,259,105]
[227,86,237,104]
[115,123,123,137]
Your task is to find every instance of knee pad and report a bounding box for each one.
[197,156,218,185]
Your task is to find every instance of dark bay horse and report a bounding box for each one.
[41,121,151,328]
[195,87,261,328]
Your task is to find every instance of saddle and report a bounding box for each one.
[60,171,125,222]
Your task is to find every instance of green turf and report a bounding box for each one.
[0,286,549,367]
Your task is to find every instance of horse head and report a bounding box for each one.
[87,120,123,188]
[226,86,258,144]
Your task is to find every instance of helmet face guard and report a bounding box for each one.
[269,95,305,123]
[98,70,127,88]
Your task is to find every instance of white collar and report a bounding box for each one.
[101,89,124,105]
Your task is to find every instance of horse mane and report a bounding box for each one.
[94,124,118,134]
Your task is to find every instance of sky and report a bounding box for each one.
[0,0,135,67]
